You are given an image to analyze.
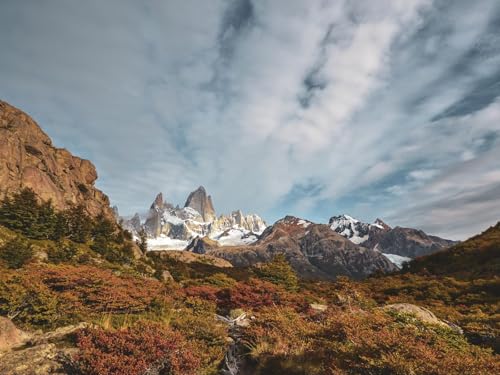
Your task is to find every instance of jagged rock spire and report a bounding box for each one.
[184,186,216,222]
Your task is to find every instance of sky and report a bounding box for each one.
[0,0,499,240]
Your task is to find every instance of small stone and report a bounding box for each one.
[310,303,328,312]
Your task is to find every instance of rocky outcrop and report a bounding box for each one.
[148,249,233,268]
[123,213,142,234]
[382,303,462,333]
[184,186,216,222]
[0,317,31,352]
[0,100,114,218]
[0,319,88,375]
[186,236,220,254]
[205,216,397,280]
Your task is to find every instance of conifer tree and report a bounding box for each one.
[32,199,57,240]
[0,188,39,237]
[66,204,93,243]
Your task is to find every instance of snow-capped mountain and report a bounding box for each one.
[122,187,267,250]
[329,214,387,244]
[328,214,455,268]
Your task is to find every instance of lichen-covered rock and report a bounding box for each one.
[383,303,460,331]
[0,100,114,218]
[0,317,31,352]
[0,321,88,374]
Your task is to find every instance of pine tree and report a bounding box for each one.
[66,204,93,243]
[32,199,57,239]
[51,211,68,241]
[0,188,39,237]
[90,213,115,256]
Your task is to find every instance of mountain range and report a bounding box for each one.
[0,99,457,279]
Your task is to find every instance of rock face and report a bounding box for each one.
[184,186,216,222]
[125,189,267,249]
[211,210,266,234]
[205,216,397,280]
[185,236,220,254]
[0,100,114,218]
[329,214,455,259]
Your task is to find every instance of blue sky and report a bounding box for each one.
[1,0,499,239]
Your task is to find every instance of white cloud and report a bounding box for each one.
[0,0,499,239]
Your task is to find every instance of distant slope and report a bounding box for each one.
[408,222,500,279]
[203,216,397,280]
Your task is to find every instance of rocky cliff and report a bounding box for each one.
[0,100,113,218]
[184,186,216,222]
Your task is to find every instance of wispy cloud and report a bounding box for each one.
[0,0,499,239]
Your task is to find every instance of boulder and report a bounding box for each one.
[383,303,458,331]
[0,317,31,352]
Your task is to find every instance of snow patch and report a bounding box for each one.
[382,253,411,268]
[212,228,259,246]
[148,235,189,250]
[297,219,311,228]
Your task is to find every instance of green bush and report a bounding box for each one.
[0,237,34,269]
[255,254,299,291]
[47,242,78,264]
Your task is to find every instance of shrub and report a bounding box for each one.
[47,242,78,264]
[0,237,33,269]
[70,323,201,375]
[0,271,61,327]
[203,272,237,288]
[254,254,299,291]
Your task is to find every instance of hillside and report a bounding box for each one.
[407,222,500,278]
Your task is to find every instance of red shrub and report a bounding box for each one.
[184,284,220,302]
[217,278,297,311]
[27,264,169,314]
[71,323,200,375]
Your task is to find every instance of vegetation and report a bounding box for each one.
[0,237,33,269]
[69,323,201,375]
[254,254,299,291]
[0,190,498,374]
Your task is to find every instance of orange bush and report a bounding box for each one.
[70,323,201,375]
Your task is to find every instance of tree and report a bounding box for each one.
[0,237,34,269]
[254,254,299,291]
[66,204,93,243]
[31,199,57,239]
[136,228,148,255]
[0,188,40,237]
